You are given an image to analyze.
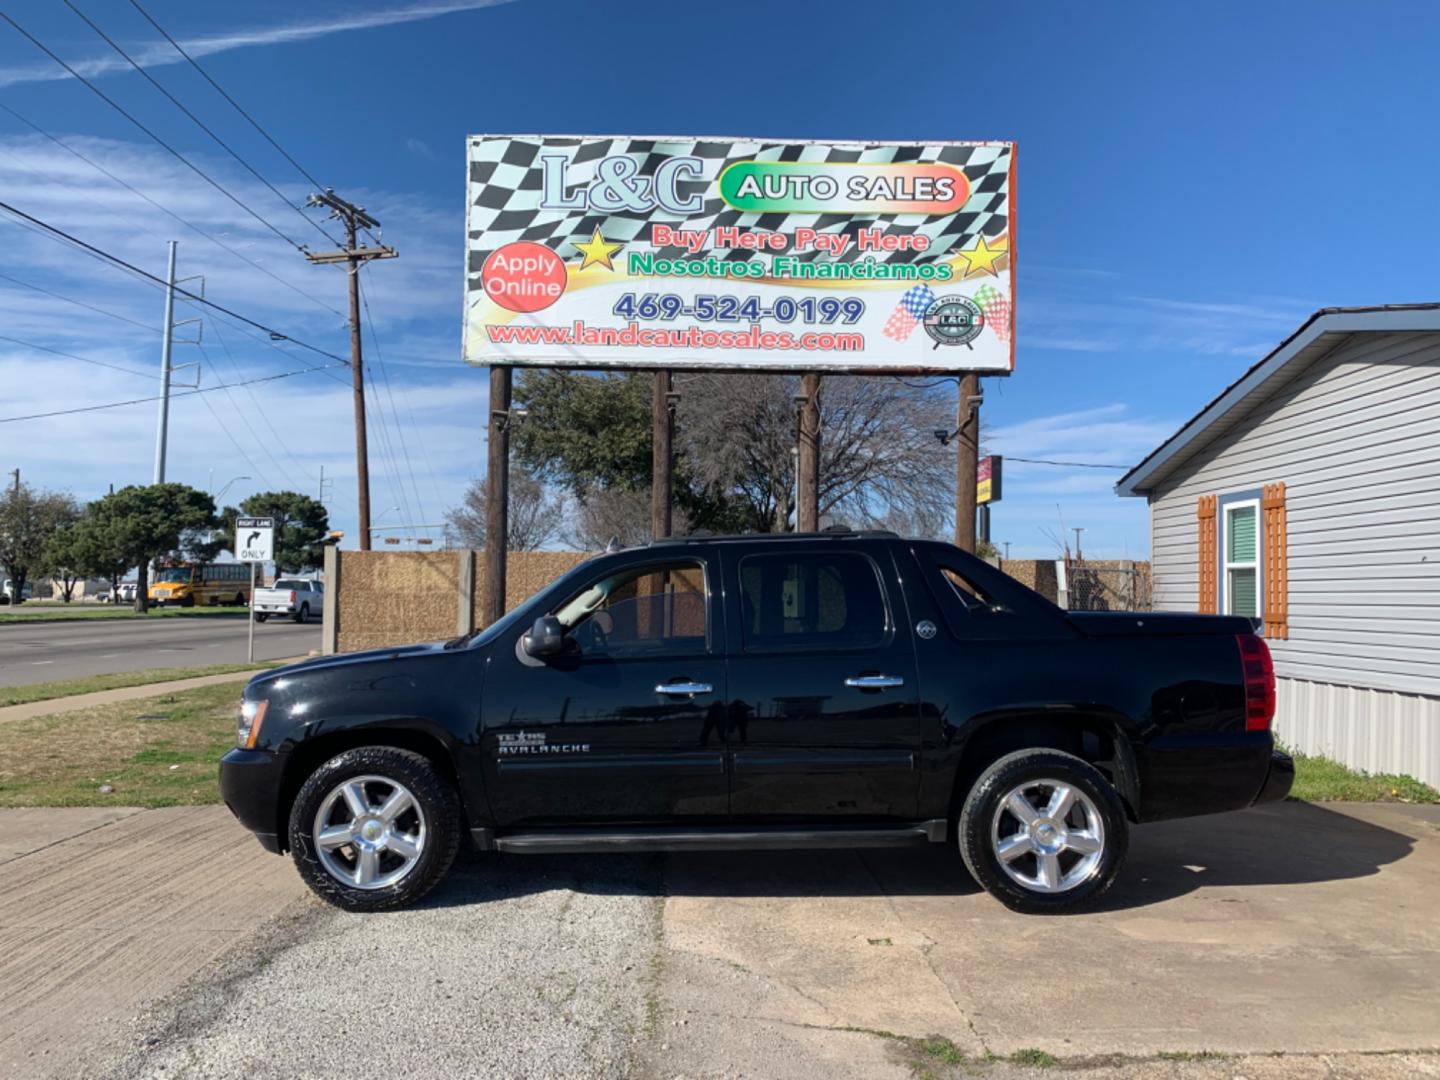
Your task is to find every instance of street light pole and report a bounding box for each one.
[152,241,178,484]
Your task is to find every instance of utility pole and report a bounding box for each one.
[305,190,397,552]
[651,370,674,539]
[484,367,512,625]
[796,372,821,531]
[1073,527,1084,560]
[153,240,178,484]
[954,374,981,553]
[9,469,18,497]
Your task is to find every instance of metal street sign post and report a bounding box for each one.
[237,517,275,664]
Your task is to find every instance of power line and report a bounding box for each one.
[0,99,346,320]
[193,340,292,490]
[1006,457,1130,470]
[359,271,428,530]
[361,267,447,519]
[126,0,327,192]
[0,361,347,423]
[198,389,269,486]
[198,320,317,488]
[0,270,156,332]
[60,0,341,249]
[0,198,351,367]
[0,10,310,254]
[0,333,152,379]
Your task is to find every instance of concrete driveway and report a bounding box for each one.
[652,800,1440,1076]
[4,800,1437,1078]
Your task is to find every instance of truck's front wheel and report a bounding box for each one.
[958,748,1128,914]
[289,746,461,912]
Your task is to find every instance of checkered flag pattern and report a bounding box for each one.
[883,284,936,342]
[973,283,1011,343]
[466,137,1012,284]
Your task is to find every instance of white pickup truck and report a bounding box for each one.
[252,578,323,624]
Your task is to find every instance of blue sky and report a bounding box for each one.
[2,0,1437,557]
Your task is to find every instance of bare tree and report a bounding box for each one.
[677,374,954,533]
[446,469,565,551]
[566,486,693,551]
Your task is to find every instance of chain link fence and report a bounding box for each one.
[1063,559,1152,612]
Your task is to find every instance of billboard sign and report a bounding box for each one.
[977,456,1003,505]
[464,136,1014,374]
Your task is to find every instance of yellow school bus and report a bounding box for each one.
[148,563,252,607]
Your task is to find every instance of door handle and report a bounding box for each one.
[655,681,714,696]
[844,675,904,690]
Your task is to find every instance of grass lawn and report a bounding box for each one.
[0,604,244,623]
[1290,750,1438,804]
[0,663,277,707]
[0,682,240,808]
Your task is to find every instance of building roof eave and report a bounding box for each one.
[1115,304,1440,499]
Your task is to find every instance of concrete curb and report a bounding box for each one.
[0,657,309,725]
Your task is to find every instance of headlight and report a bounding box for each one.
[237,698,269,748]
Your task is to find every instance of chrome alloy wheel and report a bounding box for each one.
[990,778,1105,894]
[313,775,427,890]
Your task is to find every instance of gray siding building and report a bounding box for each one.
[1118,306,1440,788]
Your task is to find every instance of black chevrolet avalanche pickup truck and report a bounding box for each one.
[221,531,1293,914]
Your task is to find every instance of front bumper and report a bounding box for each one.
[219,747,288,854]
[1252,749,1296,805]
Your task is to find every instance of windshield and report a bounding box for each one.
[452,555,601,649]
[156,569,193,584]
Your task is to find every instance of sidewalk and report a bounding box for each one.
[0,805,306,1079]
[0,659,307,726]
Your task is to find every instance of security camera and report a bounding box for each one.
[967,390,985,415]
[934,429,952,446]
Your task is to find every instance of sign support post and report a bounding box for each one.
[485,365,511,625]
[955,375,980,553]
[797,372,821,531]
[236,516,275,666]
[247,562,257,665]
[651,370,674,539]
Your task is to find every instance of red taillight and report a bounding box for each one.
[289,591,297,604]
[1236,633,1276,732]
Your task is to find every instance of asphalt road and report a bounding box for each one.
[0,615,321,687]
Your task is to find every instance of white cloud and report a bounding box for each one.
[0,131,481,545]
[0,1,523,90]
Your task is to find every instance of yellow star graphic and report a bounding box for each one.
[573,227,623,271]
[956,234,1007,279]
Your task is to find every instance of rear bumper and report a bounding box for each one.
[219,748,287,854]
[1252,749,1295,806]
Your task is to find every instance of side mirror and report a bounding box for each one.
[522,615,566,659]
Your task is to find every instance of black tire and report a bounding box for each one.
[253,612,269,623]
[294,603,309,625]
[235,593,246,606]
[289,746,461,912]
[958,748,1128,914]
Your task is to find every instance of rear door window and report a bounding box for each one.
[737,551,889,652]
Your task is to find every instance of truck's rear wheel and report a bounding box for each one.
[958,748,1127,914]
[294,603,309,624]
[289,746,460,912]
